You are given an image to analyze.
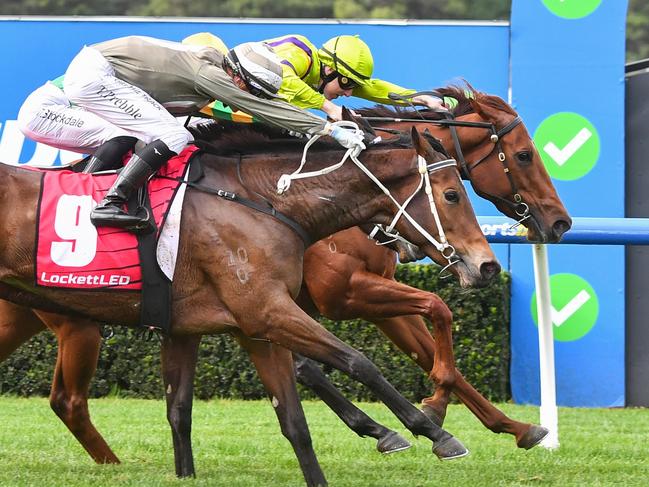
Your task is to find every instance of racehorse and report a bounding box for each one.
[0,126,497,486]
[161,88,571,474]
[0,85,571,478]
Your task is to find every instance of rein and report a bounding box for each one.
[275,121,460,267]
[363,108,529,227]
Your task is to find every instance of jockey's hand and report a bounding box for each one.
[322,100,344,121]
[411,94,448,111]
[328,125,366,155]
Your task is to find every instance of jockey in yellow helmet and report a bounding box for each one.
[265,34,446,121]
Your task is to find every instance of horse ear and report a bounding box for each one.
[342,106,376,136]
[410,127,424,154]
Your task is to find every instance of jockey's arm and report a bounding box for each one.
[353,79,446,110]
[195,64,329,136]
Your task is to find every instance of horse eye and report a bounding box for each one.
[444,190,460,203]
[517,151,532,164]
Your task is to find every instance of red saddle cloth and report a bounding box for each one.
[35,146,198,290]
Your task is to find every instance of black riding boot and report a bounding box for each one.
[90,140,175,230]
[83,136,138,174]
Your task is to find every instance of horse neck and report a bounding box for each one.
[434,113,488,154]
[231,147,417,243]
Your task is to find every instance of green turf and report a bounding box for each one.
[0,397,647,486]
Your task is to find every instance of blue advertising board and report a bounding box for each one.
[510,0,627,406]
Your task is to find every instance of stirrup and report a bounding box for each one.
[124,207,156,235]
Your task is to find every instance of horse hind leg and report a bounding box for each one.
[37,312,120,464]
[161,334,202,478]
[0,301,47,362]
[235,333,327,487]
[293,353,410,454]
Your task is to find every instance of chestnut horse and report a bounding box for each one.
[0,87,570,477]
[160,88,571,475]
[0,127,497,485]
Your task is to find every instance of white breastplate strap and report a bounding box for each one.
[276,123,458,262]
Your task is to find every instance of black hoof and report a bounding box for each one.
[517,425,549,450]
[376,431,412,454]
[421,404,445,427]
[432,437,469,460]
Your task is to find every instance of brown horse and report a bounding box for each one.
[161,87,571,475]
[0,127,496,485]
[0,86,570,476]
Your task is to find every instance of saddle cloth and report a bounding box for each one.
[35,146,198,290]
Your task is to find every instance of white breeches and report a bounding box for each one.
[17,81,130,154]
[19,46,191,155]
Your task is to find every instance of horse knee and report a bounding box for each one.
[425,296,453,325]
[294,356,324,387]
[278,414,313,452]
[167,401,192,434]
[49,393,67,418]
[50,394,89,431]
[348,354,381,385]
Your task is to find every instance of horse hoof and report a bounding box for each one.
[517,425,549,450]
[376,431,412,454]
[421,404,445,426]
[432,437,469,460]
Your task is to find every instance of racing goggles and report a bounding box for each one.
[337,74,358,90]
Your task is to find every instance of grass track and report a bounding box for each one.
[0,397,647,486]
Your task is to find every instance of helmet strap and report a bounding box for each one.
[318,63,338,93]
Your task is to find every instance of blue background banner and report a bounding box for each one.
[0,18,512,265]
[510,0,627,407]
[0,5,630,407]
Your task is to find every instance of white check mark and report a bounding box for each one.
[551,290,591,327]
[543,127,592,166]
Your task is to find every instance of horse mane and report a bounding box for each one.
[356,81,517,121]
[190,118,411,156]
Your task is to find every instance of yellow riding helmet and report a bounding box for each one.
[182,32,229,54]
[319,35,374,86]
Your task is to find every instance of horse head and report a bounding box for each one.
[440,85,572,243]
[358,85,572,243]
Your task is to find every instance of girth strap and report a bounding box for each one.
[183,179,312,247]
[157,154,312,248]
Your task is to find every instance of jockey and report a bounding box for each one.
[17,32,231,173]
[259,34,446,121]
[18,35,365,232]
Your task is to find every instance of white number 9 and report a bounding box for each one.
[50,194,98,267]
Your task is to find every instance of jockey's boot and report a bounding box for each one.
[90,140,175,230]
[82,155,111,174]
[83,136,139,174]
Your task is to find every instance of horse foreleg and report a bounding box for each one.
[293,353,411,454]
[36,312,120,463]
[239,298,466,460]
[375,315,548,449]
[332,270,458,425]
[235,333,327,487]
[0,300,46,361]
[161,334,202,478]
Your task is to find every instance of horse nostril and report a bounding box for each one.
[480,261,501,281]
[552,219,572,242]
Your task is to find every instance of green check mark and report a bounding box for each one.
[543,0,602,19]
[533,112,600,181]
[531,273,599,342]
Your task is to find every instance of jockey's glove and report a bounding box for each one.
[328,125,366,154]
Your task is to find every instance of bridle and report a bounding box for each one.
[366,92,531,228]
[275,121,461,271]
